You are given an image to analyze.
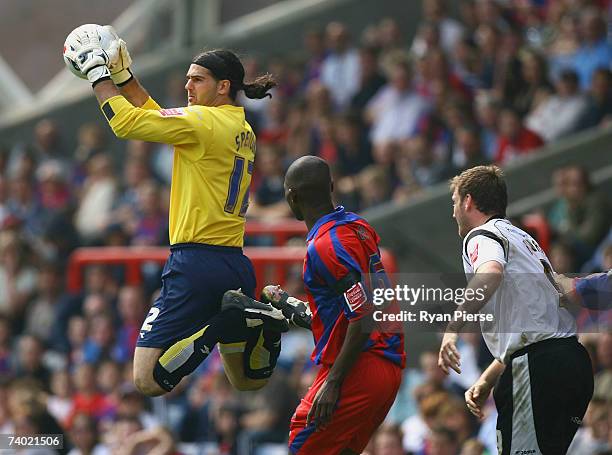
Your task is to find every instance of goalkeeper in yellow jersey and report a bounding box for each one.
[64,25,312,396]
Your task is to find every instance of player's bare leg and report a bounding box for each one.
[133,346,166,396]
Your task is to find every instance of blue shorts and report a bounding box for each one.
[137,243,256,349]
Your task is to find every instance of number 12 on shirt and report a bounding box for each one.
[225,156,254,217]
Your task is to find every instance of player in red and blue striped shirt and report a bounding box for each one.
[282,156,405,455]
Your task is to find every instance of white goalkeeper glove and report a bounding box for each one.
[101,25,134,86]
[74,25,111,85]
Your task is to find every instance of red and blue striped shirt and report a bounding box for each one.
[303,206,406,368]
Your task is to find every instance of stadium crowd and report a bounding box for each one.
[0,0,611,453]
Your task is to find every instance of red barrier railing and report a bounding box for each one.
[67,246,398,296]
[244,220,307,245]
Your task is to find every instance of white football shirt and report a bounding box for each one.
[461,218,576,363]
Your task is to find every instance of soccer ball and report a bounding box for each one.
[63,24,116,79]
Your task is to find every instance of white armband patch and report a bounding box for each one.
[344,282,367,312]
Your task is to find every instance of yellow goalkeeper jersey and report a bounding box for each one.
[101,95,256,247]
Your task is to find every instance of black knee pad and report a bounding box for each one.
[153,361,179,392]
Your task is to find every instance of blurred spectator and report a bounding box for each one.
[125,181,167,246]
[258,97,289,145]
[72,123,107,187]
[428,426,460,455]
[401,388,448,453]
[452,37,491,90]
[437,398,476,448]
[495,26,525,109]
[67,316,88,365]
[215,402,242,455]
[474,0,510,31]
[582,67,612,128]
[417,0,464,52]
[50,264,117,355]
[513,49,554,117]
[115,385,159,429]
[568,398,610,454]
[285,101,311,161]
[365,57,431,146]
[411,21,443,59]
[0,145,9,176]
[474,23,501,90]
[11,391,67,455]
[47,369,73,425]
[7,174,46,236]
[24,262,63,342]
[548,165,611,264]
[401,136,449,189]
[0,317,12,374]
[97,360,123,400]
[68,413,107,455]
[113,149,154,219]
[334,113,373,178]
[248,145,292,220]
[474,92,501,161]
[594,333,612,402]
[460,438,485,455]
[548,12,581,80]
[372,424,404,455]
[0,176,8,227]
[8,120,69,186]
[452,125,490,171]
[351,46,387,110]
[14,334,51,391]
[67,363,113,426]
[74,153,118,243]
[357,165,393,210]
[494,106,544,164]
[302,28,327,86]
[320,22,361,111]
[419,47,471,102]
[548,240,577,274]
[115,286,146,363]
[571,8,612,90]
[526,69,589,142]
[37,160,72,213]
[104,414,143,454]
[117,425,177,455]
[239,372,299,449]
[0,231,37,319]
[82,313,119,364]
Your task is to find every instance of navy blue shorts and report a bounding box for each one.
[137,243,256,349]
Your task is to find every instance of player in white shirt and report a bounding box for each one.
[438,165,593,455]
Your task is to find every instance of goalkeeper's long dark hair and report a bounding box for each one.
[192,49,277,100]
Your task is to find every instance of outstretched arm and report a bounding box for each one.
[555,270,612,310]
